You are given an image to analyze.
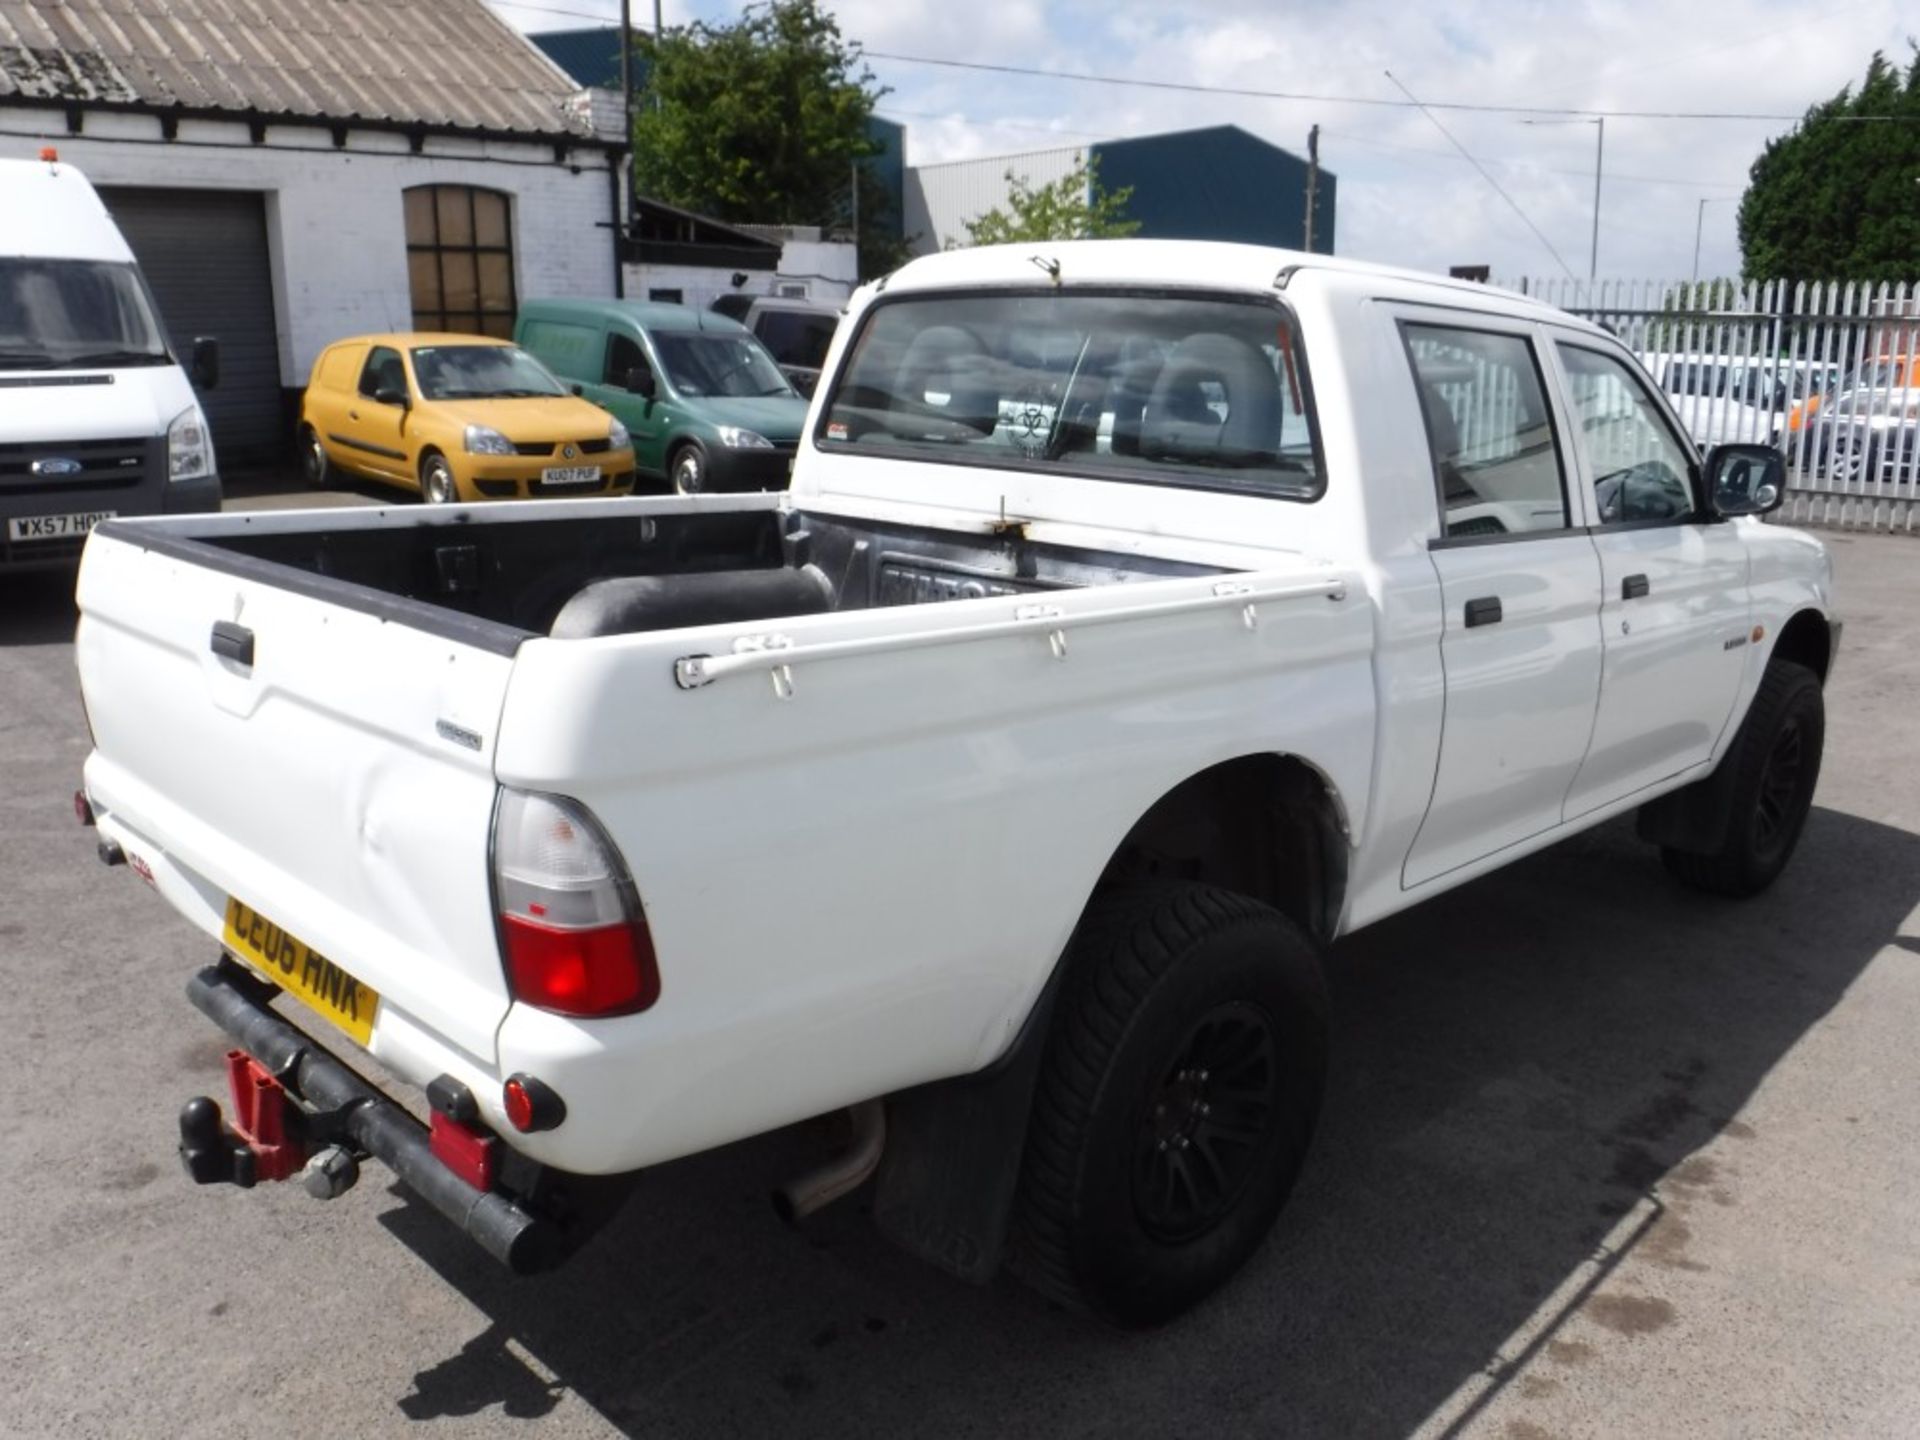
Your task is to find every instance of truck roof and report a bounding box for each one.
[879,238,1583,329]
[0,157,135,264]
[519,298,752,335]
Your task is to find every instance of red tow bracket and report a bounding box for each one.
[177,1051,309,1187]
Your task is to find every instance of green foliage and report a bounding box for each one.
[958,155,1141,247]
[1739,48,1920,281]
[630,0,907,277]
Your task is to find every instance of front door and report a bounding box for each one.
[603,329,669,477]
[1399,318,1606,888]
[340,345,413,482]
[1553,341,1751,818]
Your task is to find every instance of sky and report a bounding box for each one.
[491,0,1917,282]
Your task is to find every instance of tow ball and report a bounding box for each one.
[178,1050,361,1199]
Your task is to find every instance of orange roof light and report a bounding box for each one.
[39,146,58,163]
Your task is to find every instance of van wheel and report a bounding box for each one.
[300,426,335,488]
[421,453,458,505]
[1011,883,1327,1327]
[1662,660,1824,897]
[670,444,707,496]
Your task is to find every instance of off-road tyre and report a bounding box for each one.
[1010,882,1328,1327]
[1662,659,1824,897]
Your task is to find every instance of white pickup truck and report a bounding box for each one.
[75,241,1836,1326]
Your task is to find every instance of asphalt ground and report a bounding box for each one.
[2,500,1917,1439]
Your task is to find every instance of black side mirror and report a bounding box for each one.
[625,366,656,398]
[374,384,408,409]
[569,382,584,397]
[1704,443,1786,518]
[190,336,219,390]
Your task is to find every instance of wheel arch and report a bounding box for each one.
[1769,606,1832,683]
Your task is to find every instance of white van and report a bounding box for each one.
[0,151,220,567]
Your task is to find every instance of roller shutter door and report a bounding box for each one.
[98,188,283,464]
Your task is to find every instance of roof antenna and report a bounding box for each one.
[1030,254,1061,286]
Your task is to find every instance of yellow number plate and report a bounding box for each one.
[222,898,379,1046]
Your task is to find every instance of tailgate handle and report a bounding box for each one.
[210,620,255,667]
[1464,596,1503,628]
[1622,573,1650,600]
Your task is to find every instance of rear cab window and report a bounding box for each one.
[816,289,1323,500]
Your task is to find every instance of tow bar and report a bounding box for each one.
[176,959,563,1274]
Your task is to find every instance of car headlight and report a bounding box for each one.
[608,420,631,450]
[715,425,772,450]
[464,424,516,456]
[167,405,214,481]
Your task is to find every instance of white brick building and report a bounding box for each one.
[0,0,625,462]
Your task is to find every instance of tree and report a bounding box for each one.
[631,1,908,278]
[958,155,1140,247]
[1739,48,1920,282]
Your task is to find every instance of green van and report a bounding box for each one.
[515,299,809,494]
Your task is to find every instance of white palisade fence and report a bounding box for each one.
[1500,277,1920,533]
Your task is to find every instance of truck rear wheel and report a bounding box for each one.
[1011,883,1327,1327]
[1662,659,1824,897]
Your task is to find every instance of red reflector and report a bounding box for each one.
[503,1078,535,1132]
[39,146,58,163]
[429,1111,496,1192]
[502,912,658,1017]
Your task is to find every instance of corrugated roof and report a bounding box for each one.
[0,0,597,139]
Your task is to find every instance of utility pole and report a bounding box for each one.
[1692,196,1714,284]
[652,0,663,107]
[1303,124,1320,254]
[1588,116,1604,280]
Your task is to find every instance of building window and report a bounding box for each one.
[648,288,684,304]
[404,186,515,337]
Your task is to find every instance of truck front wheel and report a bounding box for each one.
[1662,659,1824,897]
[1011,883,1327,1327]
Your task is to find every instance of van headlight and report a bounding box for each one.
[167,406,214,481]
[608,419,631,450]
[464,424,516,456]
[715,425,772,450]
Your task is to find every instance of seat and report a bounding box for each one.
[1139,333,1281,463]
[892,325,998,436]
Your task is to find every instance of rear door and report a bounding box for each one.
[75,528,519,1062]
[1552,339,1750,818]
[1399,315,1606,888]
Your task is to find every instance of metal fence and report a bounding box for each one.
[1499,277,1920,533]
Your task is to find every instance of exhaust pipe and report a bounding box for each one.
[773,1099,886,1224]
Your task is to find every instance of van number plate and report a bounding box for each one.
[541,466,601,486]
[9,511,116,541]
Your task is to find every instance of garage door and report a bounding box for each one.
[98,188,283,465]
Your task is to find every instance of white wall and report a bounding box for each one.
[0,108,620,388]
[623,238,856,313]
[903,144,1086,256]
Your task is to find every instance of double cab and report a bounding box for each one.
[76,240,1834,1327]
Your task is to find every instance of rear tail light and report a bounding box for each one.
[493,788,658,1017]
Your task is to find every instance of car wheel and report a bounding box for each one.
[670,444,707,496]
[1662,660,1824,897]
[1010,883,1328,1327]
[300,425,335,488]
[421,452,458,505]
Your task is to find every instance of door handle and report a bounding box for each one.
[210,620,255,667]
[1464,596,1503,628]
[348,410,360,421]
[1622,573,1650,600]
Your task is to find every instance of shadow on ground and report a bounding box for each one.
[0,570,79,647]
[378,804,1916,1437]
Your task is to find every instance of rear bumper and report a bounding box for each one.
[185,960,565,1273]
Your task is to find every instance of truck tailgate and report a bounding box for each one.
[74,527,517,1066]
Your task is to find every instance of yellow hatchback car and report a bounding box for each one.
[298,334,636,502]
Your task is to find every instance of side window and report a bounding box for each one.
[606,332,648,386]
[1402,323,1568,539]
[1556,344,1698,526]
[357,345,405,402]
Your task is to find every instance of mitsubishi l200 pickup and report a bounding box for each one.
[73,241,1836,1326]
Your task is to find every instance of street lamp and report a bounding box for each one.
[1521,116,1604,279]
[1692,196,1731,284]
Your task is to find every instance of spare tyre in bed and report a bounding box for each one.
[549,566,836,638]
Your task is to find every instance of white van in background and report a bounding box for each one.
[0,150,221,568]
[1639,350,1789,448]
